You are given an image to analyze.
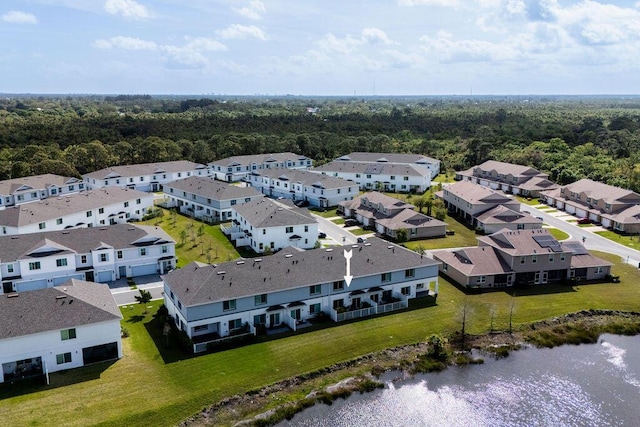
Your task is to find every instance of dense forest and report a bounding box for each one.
[1,95,640,192]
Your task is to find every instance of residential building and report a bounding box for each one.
[83,160,209,192]
[455,160,558,197]
[246,169,358,208]
[163,176,264,222]
[541,179,640,233]
[222,199,318,253]
[437,181,524,231]
[311,161,431,193]
[475,205,542,234]
[210,153,313,182]
[162,237,440,352]
[336,152,441,179]
[0,279,122,384]
[339,192,447,240]
[0,188,153,235]
[0,174,84,210]
[432,228,612,289]
[0,224,176,294]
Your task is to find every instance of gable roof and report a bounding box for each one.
[340,191,414,212]
[0,279,121,340]
[163,237,440,306]
[444,181,515,205]
[0,174,80,196]
[477,228,570,256]
[0,188,149,227]
[556,179,640,205]
[210,152,310,168]
[233,198,316,228]
[312,161,430,177]
[337,152,439,166]
[434,246,512,276]
[251,169,355,190]
[0,224,174,261]
[164,176,264,200]
[375,208,447,231]
[475,205,542,225]
[83,161,207,180]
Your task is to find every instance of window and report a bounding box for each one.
[254,314,266,326]
[442,263,448,272]
[100,253,108,262]
[193,324,208,332]
[231,200,237,206]
[405,268,415,278]
[549,254,554,262]
[381,272,391,282]
[262,229,266,235]
[560,254,566,261]
[56,218,63,225]
[162,245,168,254]
[310,303,321,314]
[520,257,526,264]
[136,198,141,204]
[477,276,486,283]
[229,318,242,330]
[332,299,344,309]
[81,255,87,263]
[286,226,293,233]
[366,174,372,179]
[255,294,267,305]
[98,208,104,214]
[117,250,123,259]
[7,264,14,273]
[38,222,46,230]
[223,299,236,311]
[310,284,321,295]
[532,256,537,264]
[86,211,92,218]
[140,248,147,256]
[401,286,411,295]
[403,176,409,181]
[56,258,68,267]
[29,261,41,271]
[595,267,603,274]
[56,352,72,365]
[61,328,76,340]
[304,225,309,232]
[390,176,395,180]
[124,201,129,208]
[333,281,344,291]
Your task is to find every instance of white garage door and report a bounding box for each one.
[575,208,587,218]
[97,270,113,283]
[131,264,157,277]
[566,204,576,214]
[17,279,47,292]
[602,218,612,228]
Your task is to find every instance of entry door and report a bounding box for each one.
[119,266,127,278]
[85,271,95,282]
[290,309,301,320]
[3,282,13,293]
[534,272,540,284]
[542,272,548,284]
[269,313,280,327]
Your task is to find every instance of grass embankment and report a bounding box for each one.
[547,228,570,241]
[1,251,639,426]
[596,230,640,251]
[138,208,240,267]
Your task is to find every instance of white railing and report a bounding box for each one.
[193,331,255,353]
[332,300,408,322]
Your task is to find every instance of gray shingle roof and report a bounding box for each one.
[337,152,439,165]
[477,228,570,256]
[0,224,174,261]
[443,181,515,204]
[83,160,207,180]
[475,205,541,225]
[251,169,355,190]
[164,176,264,200]
[210,152,310,168]
[433,246,512,276]
[312,161,429,177]
[0,188,149,227]
[0,279,121,339]
[233,199,316,228]
[163,237,440,306]
[0,174,80,196]
[375,209,447,231]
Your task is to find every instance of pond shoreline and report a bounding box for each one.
[179,309,640,427]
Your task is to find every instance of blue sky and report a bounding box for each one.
[2,0,640,95]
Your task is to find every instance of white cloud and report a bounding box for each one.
[216,24,267,40]
[93,36,157,50]
[362,28,395,45]
[182,37,227,52]
[316,28,396,54]
[397,0,459,6]
[2,10,38,24]
[233,0,266,20]
[104,0,152,19]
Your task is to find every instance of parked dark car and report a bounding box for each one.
[577,217,591,224]
[294,200,310,207]
[344,219,358,227]
[318,231,327,238]
[357,237,367,243]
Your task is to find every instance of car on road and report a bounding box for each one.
[357,237,367,243]
[318,231,327,239]
[344,219,358,227]
[536,216,544,221]
[294,200,310,207]
[577,217,591,224]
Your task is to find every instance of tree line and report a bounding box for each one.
[1,95,640,192]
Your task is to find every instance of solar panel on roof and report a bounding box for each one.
[532,234,563,252]
[364,164,385,174]
[562,241,589,255]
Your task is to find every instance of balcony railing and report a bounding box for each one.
[331,300,407,322]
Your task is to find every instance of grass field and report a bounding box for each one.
[5,248,636,426]
[547,228,570,241]
[310,207,339,218]
[404,213,479,251]
[138,209,240,267]
[596,230,640,250]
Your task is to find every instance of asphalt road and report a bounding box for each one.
[311,213,359,245]
[109,276,165,306]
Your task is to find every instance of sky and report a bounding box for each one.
[2,0,640,95]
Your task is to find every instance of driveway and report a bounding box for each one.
[108,274,165,306]
[311,213,358,245]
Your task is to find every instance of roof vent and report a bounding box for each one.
[387,245,394,249]
[236,261,245,265]
[217,271,226,275]
[285,254,293,258]
[255,258,262,262]
[364,242,371,246]
[352,245,358,248]
[56,295,67,300]
[326,248,333,252]
[7,293,19,298]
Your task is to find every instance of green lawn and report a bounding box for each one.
[547,228,570,241]
[405,213,478,251]
[332,218,345,225]
[310,207,339,218]
[596,230,640,250]
[138,208,240,267]
[516,196,543,206]
[2,251,639,426]
[350,227,372,236]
